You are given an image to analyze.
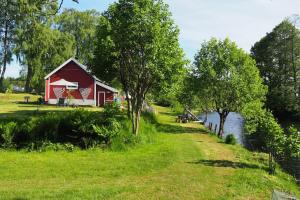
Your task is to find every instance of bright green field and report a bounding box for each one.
[0,93,102,118]
[0,94,299,199]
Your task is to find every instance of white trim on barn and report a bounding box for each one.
[96,81,118,93]
[98,91,106,106]
[48,99,95,106]
[48,77,50,100]
[94,79,97,106]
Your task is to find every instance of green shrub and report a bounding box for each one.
[0,106,158,151]
[0,122,17,148]
[225,134,237,145]
[36,141,76,152]
[171,101,184,114]
[103,103,121,118]
[142,111,158,124]
[33,113,61,142]
[156,97,172,107]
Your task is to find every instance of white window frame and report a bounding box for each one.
[66,82,78,90]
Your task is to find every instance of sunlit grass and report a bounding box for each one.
[0,93,102,118]
[0,100,299,199]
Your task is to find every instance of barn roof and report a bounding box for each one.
[96,81,118,93]
[44,58,92,79]
[44,58,118,93]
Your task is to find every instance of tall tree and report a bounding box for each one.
[0,0,18,92]
[92,0,186,135]
[56,9,99,64]
[251,19,300,116]
[15,0,74,93]
[91,16,118,84]
[193,38,266,137]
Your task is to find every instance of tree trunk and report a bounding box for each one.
[134,109,141,136]
[0,7,9,92]
[204,111,208,123]
[125,91,131,118]
[25,64,33,93]
[218,110,229,137]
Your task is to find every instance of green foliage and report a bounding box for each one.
[0,122,17,148]
[15,22,75,93]
[103,103,121,118]
[0,105,160,151]
[283,126,300,158]
[171,100,184,114]
[251,19,300,115]
[34,141,76,152]
[0,109,122,150]
[243,102,299,161]
[91,15,118,83]
[56,9,100,64]
[92,0,186,135]
[192,38,267,135]
[225,134,237,145]
[0,0,18,91]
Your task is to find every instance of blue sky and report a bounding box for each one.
[5,0,300,77]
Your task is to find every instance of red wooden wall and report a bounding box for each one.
[48,61,94,100]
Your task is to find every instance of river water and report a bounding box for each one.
[199,112,245,144]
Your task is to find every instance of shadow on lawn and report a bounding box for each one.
[155,123,209,134]
[0,109,74,119]
[188,159,268,171]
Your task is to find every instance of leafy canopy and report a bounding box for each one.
[193,38,267,113]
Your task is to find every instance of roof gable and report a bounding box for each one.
[45,58,91,80]
[45,58,119,93]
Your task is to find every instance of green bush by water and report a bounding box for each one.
[225,134,237,145]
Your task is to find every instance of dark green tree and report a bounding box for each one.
[91,16,118,83]
[251,19,300,116]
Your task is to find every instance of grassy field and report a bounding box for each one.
[0,94,299,199]
[0,93,102,118]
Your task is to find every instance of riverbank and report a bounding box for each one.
[0,104,299,199]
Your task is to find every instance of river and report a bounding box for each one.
[199,112,245,144]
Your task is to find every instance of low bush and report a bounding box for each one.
[225,134,237,145]
[0,104,158,151]
[0,106,124,150]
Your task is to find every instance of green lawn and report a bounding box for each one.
[0,93,102,118]
[0,95,299,199]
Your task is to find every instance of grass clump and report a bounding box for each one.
[225,134,237,145]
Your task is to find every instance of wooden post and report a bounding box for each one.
[214,124,217,133]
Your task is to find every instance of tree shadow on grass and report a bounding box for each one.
[155,123,209,134]
[188,159,268,171]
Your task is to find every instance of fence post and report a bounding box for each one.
[214,124,217,133]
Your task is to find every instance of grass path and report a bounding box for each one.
[0,105,299,199]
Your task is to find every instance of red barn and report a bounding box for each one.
[44,58,118,107]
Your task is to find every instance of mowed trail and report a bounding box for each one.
[119,106,252,200]
[0,105,297,200]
